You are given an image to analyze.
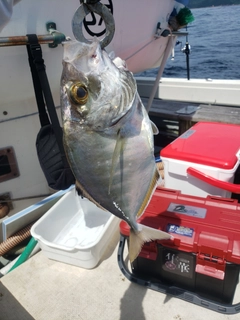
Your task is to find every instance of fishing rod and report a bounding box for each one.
[181,26,191,80]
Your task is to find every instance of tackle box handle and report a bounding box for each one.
[187,167,240,194]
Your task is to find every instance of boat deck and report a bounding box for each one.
[1,230,240,320]
[145,98,240,135]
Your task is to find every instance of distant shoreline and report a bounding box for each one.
[189,1,240,9]
[190,4,240,9]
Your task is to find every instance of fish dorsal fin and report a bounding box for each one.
[108,129,126,194]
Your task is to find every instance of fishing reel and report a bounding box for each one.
[72,0,115,49]
[181,42,191,55]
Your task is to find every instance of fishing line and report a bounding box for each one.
[125,38,157,62]
[125,27,173,62]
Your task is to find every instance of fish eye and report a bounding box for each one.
[69,82,88,105]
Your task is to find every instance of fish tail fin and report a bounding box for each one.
[129,224,172,263]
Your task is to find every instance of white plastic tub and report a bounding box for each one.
[31,188,119,269]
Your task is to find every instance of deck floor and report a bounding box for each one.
[1,230,240,320]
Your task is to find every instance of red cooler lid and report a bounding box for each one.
[161,122,240,169]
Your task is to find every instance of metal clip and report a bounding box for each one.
[72,1,115,49]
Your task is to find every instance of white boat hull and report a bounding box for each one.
[0,0,176,216]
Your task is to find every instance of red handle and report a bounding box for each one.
[187,167,240,194]
[195,264,225,280]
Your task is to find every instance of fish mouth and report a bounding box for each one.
[112,57,128,70]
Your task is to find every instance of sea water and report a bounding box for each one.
[138,5,240,80]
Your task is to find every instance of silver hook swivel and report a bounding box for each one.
[72,1,115,49]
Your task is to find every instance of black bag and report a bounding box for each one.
[27,34,75,190]
[36,124,75,190]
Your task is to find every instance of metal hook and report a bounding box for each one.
[72,2,115,49]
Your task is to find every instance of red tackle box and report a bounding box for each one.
[118,187,240,314]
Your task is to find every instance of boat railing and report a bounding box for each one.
[0,22,65,48]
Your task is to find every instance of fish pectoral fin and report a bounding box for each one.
[108,130,125,194]
[129,224,172,263]
[151,121,159,135]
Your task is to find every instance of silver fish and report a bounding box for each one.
[61,39,171,262]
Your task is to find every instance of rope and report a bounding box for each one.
[125,27,173,63]
[146,32,175,113]
[125,38,156,62]
[157,162,164,180]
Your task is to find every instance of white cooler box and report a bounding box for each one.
[161,122,240,198]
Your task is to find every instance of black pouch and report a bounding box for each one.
[27,34,75,190]
[36,124,75,190]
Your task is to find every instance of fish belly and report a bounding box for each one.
[63,99,158,226]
